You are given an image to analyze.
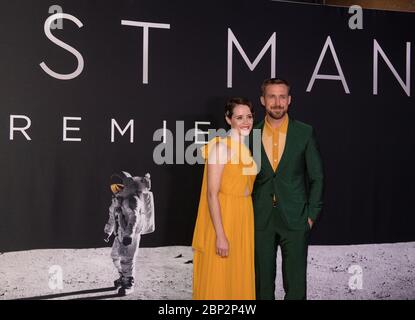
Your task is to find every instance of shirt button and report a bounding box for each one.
[274,143,277,146]
[274,159,277,162]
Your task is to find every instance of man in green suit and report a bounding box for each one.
[251,78,324,300]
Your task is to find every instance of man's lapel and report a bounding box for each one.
[252,120,275,175]
[275,116,296,175]
[252,117,297,176]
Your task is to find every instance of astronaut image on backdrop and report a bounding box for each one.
[104,171,155,296]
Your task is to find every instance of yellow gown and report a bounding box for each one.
[192,136,257,300]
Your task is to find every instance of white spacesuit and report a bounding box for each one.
[104,171,155,296]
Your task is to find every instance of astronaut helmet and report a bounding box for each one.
[110,183,124,194]
[111,171,151,196]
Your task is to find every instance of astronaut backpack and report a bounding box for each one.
[140,175,155,235]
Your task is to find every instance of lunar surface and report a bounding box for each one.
[1,242,414,300]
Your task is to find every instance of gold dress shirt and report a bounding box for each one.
[262,114,289,172]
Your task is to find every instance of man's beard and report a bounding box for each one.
[266,107,286,120]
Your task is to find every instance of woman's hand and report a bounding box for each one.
[216,234,229,257]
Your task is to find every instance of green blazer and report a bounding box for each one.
[250,116,324,230]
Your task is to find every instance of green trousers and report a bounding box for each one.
[255,207,310,300]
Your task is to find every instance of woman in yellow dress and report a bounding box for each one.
[192,97,257,300]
